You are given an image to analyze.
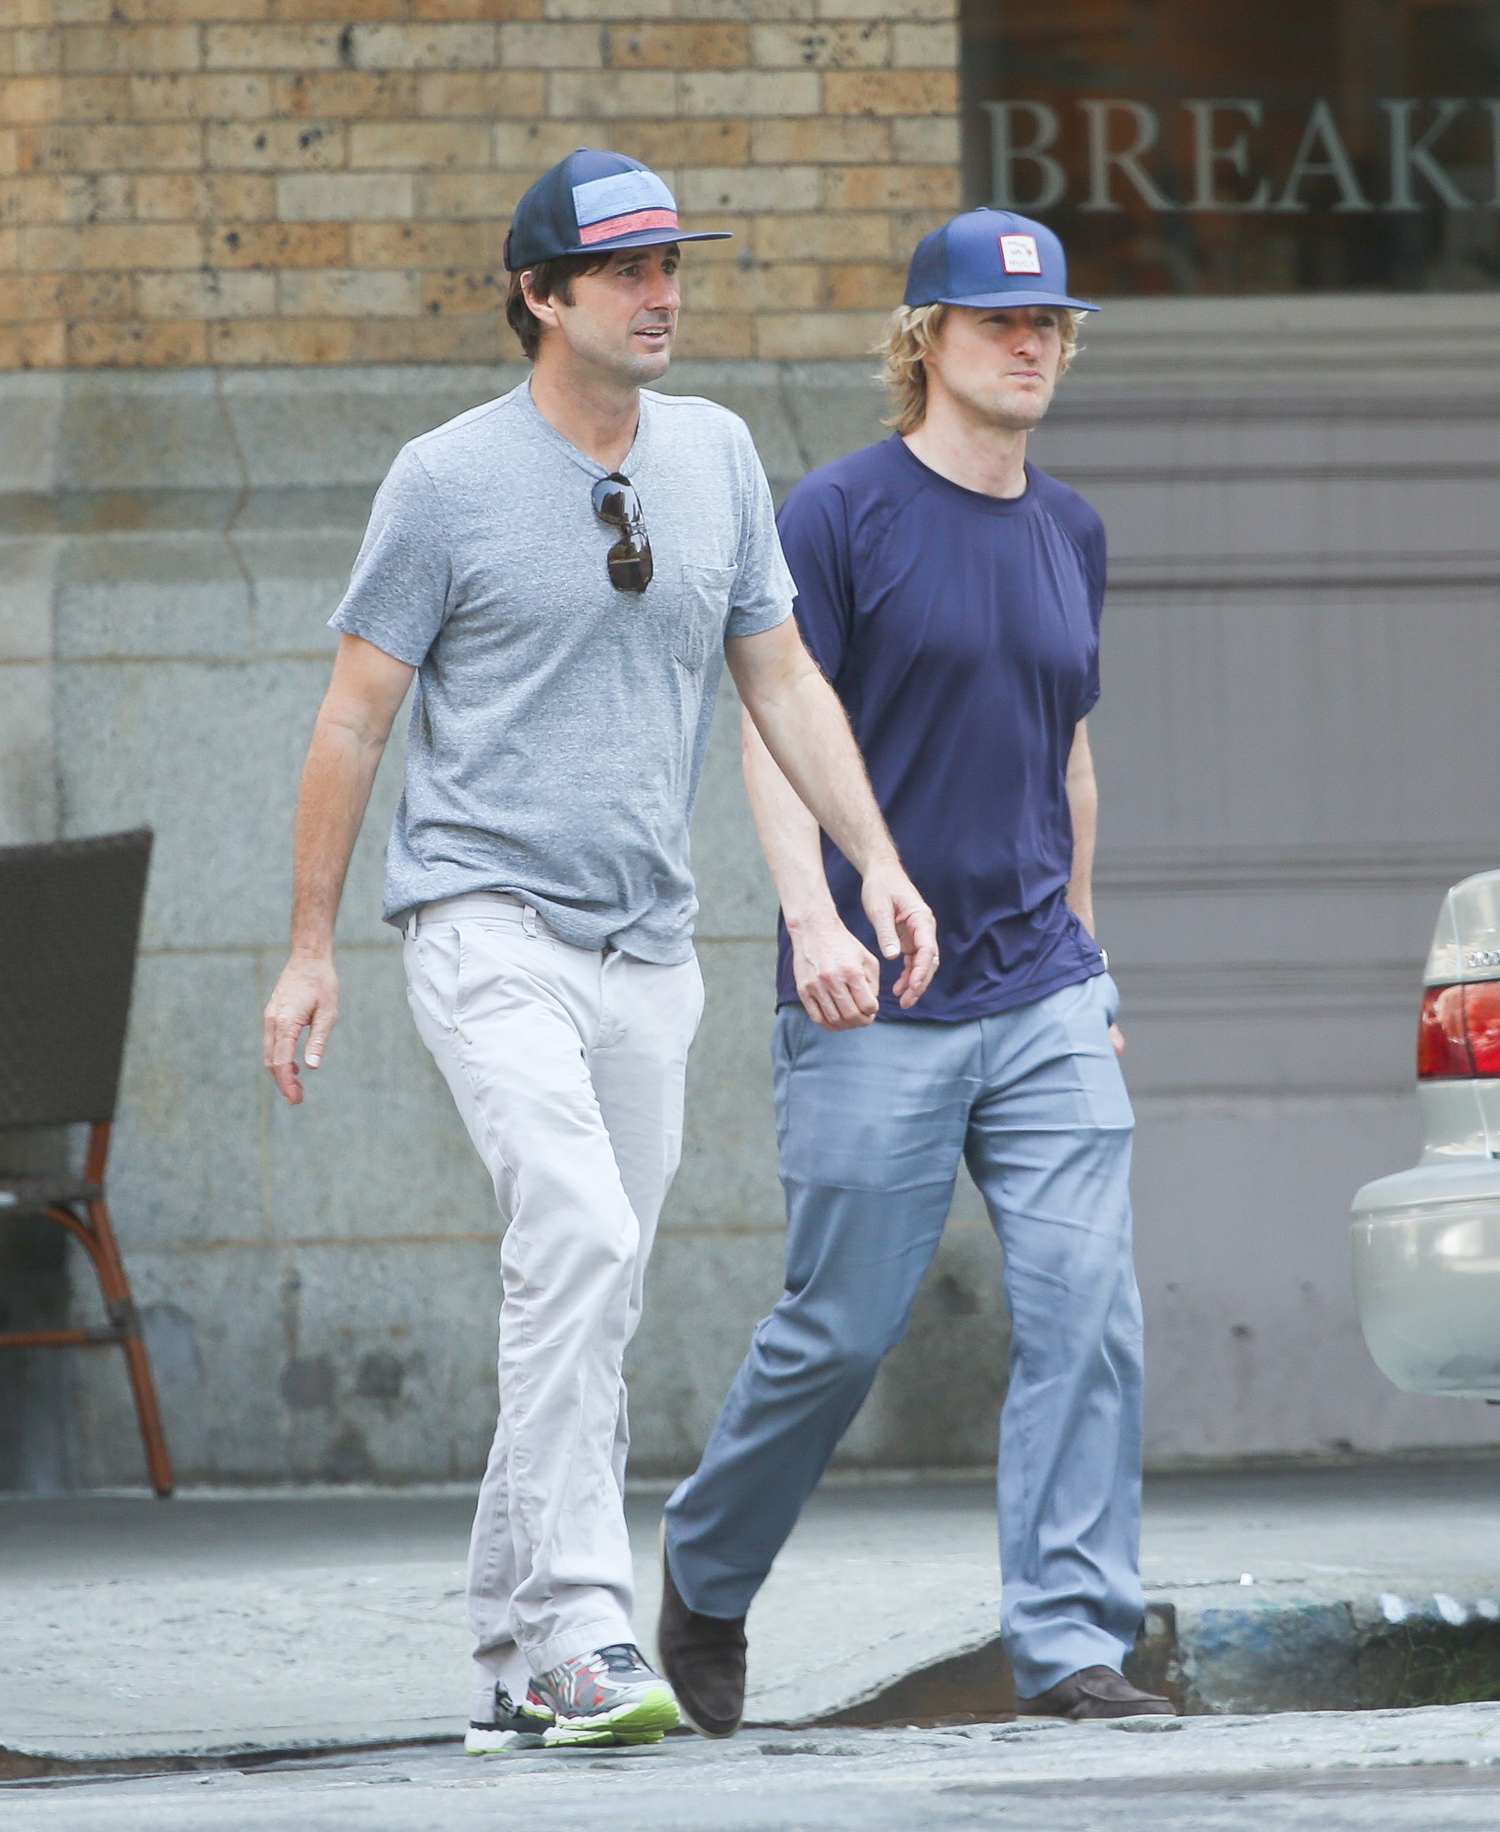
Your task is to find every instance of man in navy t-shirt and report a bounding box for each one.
[660,212,1170,1729]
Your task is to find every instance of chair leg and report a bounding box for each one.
[80,1200,175,1500]
[118,1327,176,1500]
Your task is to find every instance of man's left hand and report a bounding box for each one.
[1109,1023,1125,1057]
[860,860,938,1009]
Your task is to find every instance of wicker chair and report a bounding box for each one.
[0,828,173,1498]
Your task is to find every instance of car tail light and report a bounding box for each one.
[1418,986,1469,1077]
[1469,982,1500,1076]
[1418,983,1500,1079]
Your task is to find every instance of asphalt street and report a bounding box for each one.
[7,1712,1500,1832]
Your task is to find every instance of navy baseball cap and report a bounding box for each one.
[904,209,1098,313]
[504,148,732,272]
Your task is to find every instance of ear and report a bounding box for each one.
[520,269,561,332]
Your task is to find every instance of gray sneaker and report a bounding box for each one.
[534,1642,679,1747]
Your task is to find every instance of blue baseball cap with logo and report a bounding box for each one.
[504,148,732,272]
[904,209,1098,313]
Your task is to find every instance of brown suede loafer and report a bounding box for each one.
[656,1524,748,1739]
[1018,1665,1176,1720]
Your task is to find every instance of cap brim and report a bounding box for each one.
[935,289,1099,312]
[582,228,734,252]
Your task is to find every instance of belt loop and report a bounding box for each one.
[404,909,418,940]
[522,903,538,938]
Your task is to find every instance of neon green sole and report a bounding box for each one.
[542,1686,679,1748]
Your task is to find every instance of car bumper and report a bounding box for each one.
[1351,1162,1500,1398]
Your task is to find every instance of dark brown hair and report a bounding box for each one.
[505,251,614,361]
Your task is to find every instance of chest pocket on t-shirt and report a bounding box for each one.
[676,563,736,671]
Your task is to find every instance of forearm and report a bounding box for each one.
[1066,728,1098,934]
[288,713,387,958]
[741,710,839,930]
[741,659,897,879]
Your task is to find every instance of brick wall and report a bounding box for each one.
[0,0,960,369]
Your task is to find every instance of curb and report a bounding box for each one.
[811,1595,1500,1726]
[7,1593,1499,1774]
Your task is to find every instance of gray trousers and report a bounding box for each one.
[663,973,1145,1696]
[404,893,703,1715]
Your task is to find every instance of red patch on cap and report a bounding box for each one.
[578,208,679,245]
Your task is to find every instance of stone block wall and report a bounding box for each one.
[8,303,1500,1487]
[0,0,960,371]
[0,360,1028,1489]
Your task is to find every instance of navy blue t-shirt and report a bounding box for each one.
[773,435,1108,1023]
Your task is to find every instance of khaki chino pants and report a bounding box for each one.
[403,892,704,1715]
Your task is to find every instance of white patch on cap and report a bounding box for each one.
[999,234,1042,276]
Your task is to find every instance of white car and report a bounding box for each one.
[1351,870,1500,1397]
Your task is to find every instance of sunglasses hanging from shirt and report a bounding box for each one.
[591,472,653,594]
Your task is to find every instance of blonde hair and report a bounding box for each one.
[877,303,1083,435]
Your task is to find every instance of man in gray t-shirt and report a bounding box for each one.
[261,149,937,1752]
[327,371,789,958]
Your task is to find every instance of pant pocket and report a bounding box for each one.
[778,1023,968,1193]
[405,924,461,1037]
[451,918,569,1034]
[689,949,707,1032]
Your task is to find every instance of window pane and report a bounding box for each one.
[962,0,1500,294]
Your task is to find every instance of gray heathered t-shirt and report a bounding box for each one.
[329,381,794,962]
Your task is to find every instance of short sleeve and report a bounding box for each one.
[328,445,452,667]
[775,471,854,683]
[1077,510,1107,716]
[725,424,795,640]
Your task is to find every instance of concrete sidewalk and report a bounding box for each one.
[3,1458,1499,1771]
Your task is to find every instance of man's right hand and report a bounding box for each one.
[262,954,340,1106]
[788,911,881,1031]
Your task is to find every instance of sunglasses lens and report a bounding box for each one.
[608,544,653,594]
[594,470,651,593]
[592,473,641,527]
